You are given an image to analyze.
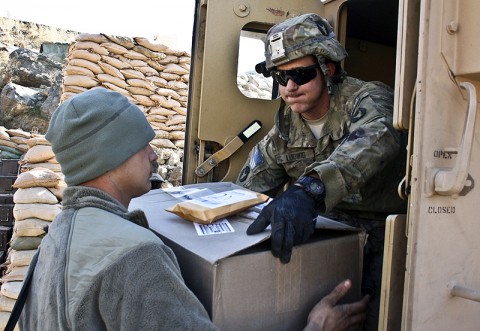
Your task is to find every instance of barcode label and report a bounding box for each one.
[194,219,235,235]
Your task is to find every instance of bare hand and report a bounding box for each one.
[303,279,370,331]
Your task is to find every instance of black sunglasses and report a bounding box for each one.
[270,64,319,86]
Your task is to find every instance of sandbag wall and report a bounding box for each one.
[0,128,29,161]
[0,127,30,264]
[0,133,64,330]
[61,34,189,175]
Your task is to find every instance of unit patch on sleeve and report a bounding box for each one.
[249,147,265,170]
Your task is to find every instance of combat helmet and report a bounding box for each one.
[262,13,348,94]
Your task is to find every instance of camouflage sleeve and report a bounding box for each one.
[235,126,288,195]
[305,82,403,212]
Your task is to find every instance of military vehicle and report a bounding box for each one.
[184,0,480,329]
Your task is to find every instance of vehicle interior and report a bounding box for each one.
[184,0,408,185]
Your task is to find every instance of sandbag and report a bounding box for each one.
[149,106,176,116]
[131,95,156,107]
[9,249,37,267]
[97,74,128,89]
[63,85,88,94]
[120,69,145,80]
[134,65,159,77]
[13,187,58,204]
[0,130,10,140]
[25,136,50,148]
[101,41,129,55]
[126,86,154,96]
[0,281,22,300]
[123,49,148,60]
[133,37,169,52]
[10,236,43,251]
[74,41,109,55]
[64,75,99,88]
[12,168,61,189]
[64,64,95,77]
[101,55,131,69]
[100,82,130,97]
[126,79,156,91]
[13,203,62,221]
[22,145,55,163]
[147,76,168,88]
[103,34,135,49]
[0,293,17,311]
[14,218,50,237]
[20,162,62,173]
[48,179,66,201]
[98,61,125,79]
[6,129,30,139]
[150,138,176,149]
[68,58,103,74]
[69,49,102,63]
[76,33,109,43]
[156,88,181,100]
[164,63,189,75]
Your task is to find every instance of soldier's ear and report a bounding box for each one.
[326,62,336,77]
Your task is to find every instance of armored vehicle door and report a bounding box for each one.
[398,0,480,329]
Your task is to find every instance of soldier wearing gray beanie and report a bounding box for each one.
[45,88,155,186]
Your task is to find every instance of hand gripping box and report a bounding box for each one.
[130,182,362,331]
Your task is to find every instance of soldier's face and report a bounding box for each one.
[277,55,329,120]
[108,143,158,206]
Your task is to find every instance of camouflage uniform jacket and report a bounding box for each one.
[236,77,407,220]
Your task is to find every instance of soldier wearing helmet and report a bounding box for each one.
[237,13,407,331]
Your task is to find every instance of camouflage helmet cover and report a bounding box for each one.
[265,13,348,70]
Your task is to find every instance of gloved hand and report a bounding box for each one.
[247,184,318,263]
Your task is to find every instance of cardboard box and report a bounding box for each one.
[131,183,362,331]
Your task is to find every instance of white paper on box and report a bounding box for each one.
[187,189,258,208]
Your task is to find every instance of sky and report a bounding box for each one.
[0,0,195,52]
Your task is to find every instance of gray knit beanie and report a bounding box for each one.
[45,88,155,186]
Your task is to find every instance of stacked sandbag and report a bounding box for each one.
[61,33,190,151]
[237,72,273,100]
[0,136,64,329]
[0,127,30,160]
[18,135,62,175]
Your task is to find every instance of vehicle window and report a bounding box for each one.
[237,28,277,100]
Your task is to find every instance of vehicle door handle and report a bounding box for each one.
[448,281,480,303]
[427,82,477,196]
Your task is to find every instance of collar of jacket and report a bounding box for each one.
[62,186,150,229]
[275,88,349,146]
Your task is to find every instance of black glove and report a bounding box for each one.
[247,184,318,263]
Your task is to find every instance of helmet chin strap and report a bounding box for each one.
[316,57,335,95]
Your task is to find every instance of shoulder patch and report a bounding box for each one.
[351,107,367,123]
[249,147,265,170]
[238,166,250,182]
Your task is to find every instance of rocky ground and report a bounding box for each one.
[0,17,78,132]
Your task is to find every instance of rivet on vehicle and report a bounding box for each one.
[233,1,250,17]
[446,21,458,34]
